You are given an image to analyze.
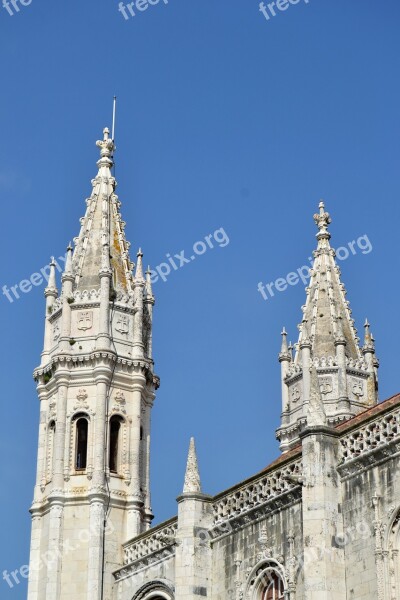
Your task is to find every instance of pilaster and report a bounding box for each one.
[300,426,346,600]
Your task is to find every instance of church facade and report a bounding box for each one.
[27,128,400,600]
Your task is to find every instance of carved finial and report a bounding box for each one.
[183,437,201,494]
[96,127,115,164]
[363,318,375,353]
[45,257,58,297]
[279,328,290,362]
[64,243,73,275]
[135,248,144,281]
[313,200,331,242]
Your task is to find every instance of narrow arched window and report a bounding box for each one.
[109,416,122,473]
[75,417,88,470]
[262,572,284,600]
[46,421,56,482]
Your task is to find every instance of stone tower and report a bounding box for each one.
[27,128,159,600]
[276,201,379,452]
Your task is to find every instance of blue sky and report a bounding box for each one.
[1,0,400,597]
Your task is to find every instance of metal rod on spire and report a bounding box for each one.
[112,96,117,142]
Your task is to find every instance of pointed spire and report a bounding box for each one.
[307,365,326,427]
[363,318,375,352]
[135,248,144,282]
[295,202,361,361]
[183,437,201,494]
[71,128,134,294]
[45,257,58,296]
[63,243,73,277]
[281,327,288,352]
[279,328,291,362]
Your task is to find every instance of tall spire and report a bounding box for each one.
[296,201,361,361]
[71,128,134,294]
[276,202,379,453]
[183,438,202,494]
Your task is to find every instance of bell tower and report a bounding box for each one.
[27,128,159,600]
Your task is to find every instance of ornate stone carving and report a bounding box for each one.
[291,386,300,403]
[320,376,333,396]
[74,388,89,410]
[115,314,129,335]
[213,459,302,527]
[111,390,127,415]
[122,520,178,567]
[53,321,60,341]
[340,409,400,464]
[352,378,364,400]
[77,310,93,331]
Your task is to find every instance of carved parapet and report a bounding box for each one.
[339,408,400,465]
[212,458,302,529]
[122,517,178,567]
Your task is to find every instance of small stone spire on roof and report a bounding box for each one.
[45,257,58,295]
[64,243,73,276]
[363,318,375,352]
[135,248,144,282]
[279,328,291,362]
[183,437,202,494]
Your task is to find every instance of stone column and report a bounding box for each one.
[301,339,312,409]
[142,390,155,529]
[335,338,349,413]
[41,260,58,366]
[96,251,112,351]
[175,492,213,600]
[53,372,70,489]
[175,439,213,600]
[300,426,346,600]
[45,502,64,600]
[126,370,146,540]
[86,365,111,600]
[87,495,106,600]
[27,512,43,600]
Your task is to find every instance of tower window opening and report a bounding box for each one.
[109,416,121,473]
[75,417,88,470]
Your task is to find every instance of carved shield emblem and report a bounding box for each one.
[77,311,93,331]
[115,314,129,334]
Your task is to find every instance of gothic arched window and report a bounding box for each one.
[261,572,285,600]
[246,561,286,600]
[75,416,88,470]
[109,416,122,474]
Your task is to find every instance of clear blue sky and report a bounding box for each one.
[1,0,400,597]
